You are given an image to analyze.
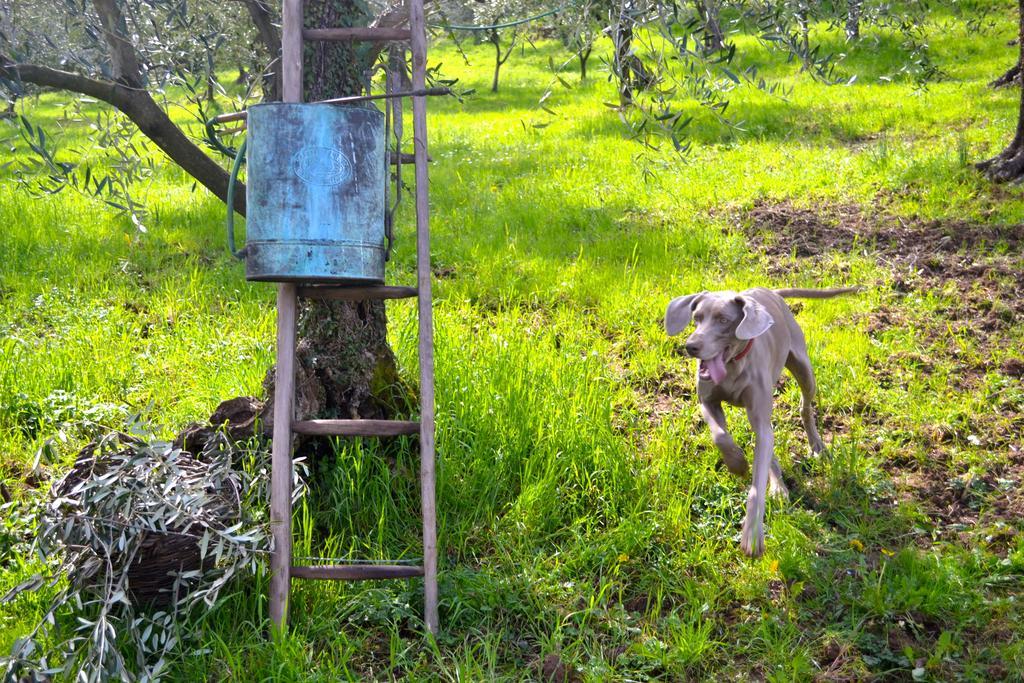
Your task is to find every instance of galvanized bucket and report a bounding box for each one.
[232,103,387,283]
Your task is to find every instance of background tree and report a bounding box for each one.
[487,26,520,92]
[470,0,541,92]
[694,0,725,53]
[556,0,603,81]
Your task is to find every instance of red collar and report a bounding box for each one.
[730,339,754,363]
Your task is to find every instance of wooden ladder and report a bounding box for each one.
[270,0,438,637]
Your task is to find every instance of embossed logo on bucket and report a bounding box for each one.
[291,146,353,186]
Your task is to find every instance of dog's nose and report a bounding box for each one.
[684,342,701,357]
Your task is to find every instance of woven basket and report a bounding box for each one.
[53,437,236,607]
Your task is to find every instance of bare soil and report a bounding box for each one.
[742,200,1024,344]
[539,653,581,682]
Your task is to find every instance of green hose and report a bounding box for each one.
[205,117,239,159]
[226,138,247,259]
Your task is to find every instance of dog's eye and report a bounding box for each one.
[716,316,730,325]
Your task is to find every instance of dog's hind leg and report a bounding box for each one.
[700,400,749,476]
[767,456,788,499]
[785,343,826,455]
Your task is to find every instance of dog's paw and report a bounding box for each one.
[722,450,749,476]
[740,524,765,558]
[768,476,789,500]
[740,505,765,558]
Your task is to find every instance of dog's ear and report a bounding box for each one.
[735,296,775,340]
[665,292,706,336]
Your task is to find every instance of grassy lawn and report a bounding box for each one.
[2,3,1024,680]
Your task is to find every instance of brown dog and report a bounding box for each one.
[665,287,860,557]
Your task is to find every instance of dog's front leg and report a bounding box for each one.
[740,390,774,558]
[700,400,748,475]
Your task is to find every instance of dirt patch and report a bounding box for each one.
[539,653,581,682]
[610,359,699,443]
[742,202,1024,338]
[740,199,1023,400]
[738,203,1024,467]
[982,449,1024,528]
[815,639,867,683]
[891,467,984,530]
[743,200,1024,264]
[1001,358,1024,379]
[744,201,1022,333]
[886,445,1024,547]
[431,264,457,279]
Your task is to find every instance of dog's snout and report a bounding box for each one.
[684,341,701,357]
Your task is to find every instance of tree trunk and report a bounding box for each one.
[798,7,810,55]
[580,43,592,82]
[205,49,217,102]
[259,0,407,429]
[978,0,1024,183]
[488,30,516,93]
[695,0,725,53]
[845,0,861,41]
[491,31,503,93]
[614,13,635,106]
[242,0,282,100]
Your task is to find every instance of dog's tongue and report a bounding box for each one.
[706,352,727,384]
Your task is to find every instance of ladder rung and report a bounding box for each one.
[389,151,422,165]
[303,27,411,42]
[292,419,419,437]
[291,564,424,580]
[297,285,418,301]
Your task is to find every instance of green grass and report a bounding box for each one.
[3,3,1024,680]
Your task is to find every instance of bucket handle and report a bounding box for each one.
[226,138,248,259]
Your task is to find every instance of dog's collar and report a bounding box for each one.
[729,339,754,363]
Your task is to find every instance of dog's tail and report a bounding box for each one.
[773,286,863,299]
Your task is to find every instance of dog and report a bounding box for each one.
[664,287,860,557]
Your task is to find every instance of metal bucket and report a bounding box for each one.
[239,103,386,283]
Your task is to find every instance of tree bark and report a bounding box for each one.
[977,0,1024,182]
[92,0,145,88]
[694,0,725,53]
[579,43,592,82]
[613,10,635,106]
[846,0,861,41]
[243,0,282,100]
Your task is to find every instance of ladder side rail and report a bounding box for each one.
[407,0,439,636]
[269,284,298,637]
[269,0,304,639]
[282,0,303,103]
